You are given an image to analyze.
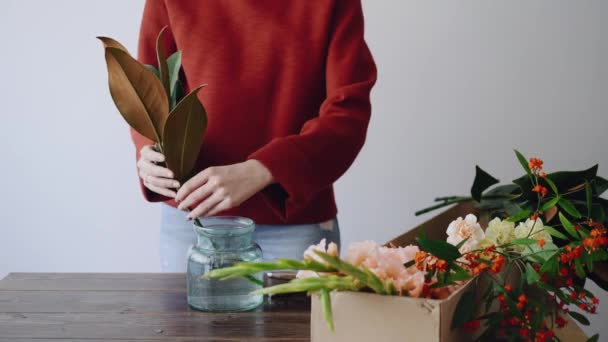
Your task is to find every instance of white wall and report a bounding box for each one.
[1,0,606,337]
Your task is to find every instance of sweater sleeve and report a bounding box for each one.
[248,0,377,219]
[132,0,177,202]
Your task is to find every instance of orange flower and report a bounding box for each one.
[537,239,546,247]
[518,294,528,303]
[532,185,549,197]
[473,263,489,275]
[504,284,513,292]
[529,158,544,171]
[590,229,601,237]
[583,237,597,250]
[436,259,447,271]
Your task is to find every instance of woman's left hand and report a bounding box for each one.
[175,160,274,219]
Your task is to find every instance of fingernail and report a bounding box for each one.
[166,172,172,178]
[174,182,180,188]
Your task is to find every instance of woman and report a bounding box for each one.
[134,0,376,271]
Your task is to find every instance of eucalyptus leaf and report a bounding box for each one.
[156,26,171,103]
[514,150,532,178]
[98,44,168,142]
[540,196,560,212]
[558,212,579,239]
[451,291,475,329]
[558,198,582,219]
[568,311,590,326]
[163,85,207,182]
[471,166,499,202]
[525,263,540,284]
[507,209,532,222]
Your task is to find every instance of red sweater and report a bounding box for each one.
[134,0,376,224]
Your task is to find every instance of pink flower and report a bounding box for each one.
[303,239,339,264]
[344,241,379,266]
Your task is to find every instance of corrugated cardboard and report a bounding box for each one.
[310,203,589,341]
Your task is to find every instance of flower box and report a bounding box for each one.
[310,203,590,341]
[311,203,478,342]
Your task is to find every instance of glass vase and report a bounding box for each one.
[187,216,263,311]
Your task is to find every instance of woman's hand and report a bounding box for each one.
[137,145,180,198]
[176,160,274,219]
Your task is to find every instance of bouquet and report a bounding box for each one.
[207,151,607,342]
[97,27,208,223]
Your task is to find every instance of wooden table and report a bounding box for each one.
[0,273,310,341]
[0,273,590,341]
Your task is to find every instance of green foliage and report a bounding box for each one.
[451,291,475,329]
[416,236,461,262]
[471,166,499,202]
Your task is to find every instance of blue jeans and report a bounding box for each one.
[159,204,341,272]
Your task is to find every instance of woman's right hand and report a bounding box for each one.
[137,145,180,198]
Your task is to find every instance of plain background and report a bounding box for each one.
[1,0,606,336]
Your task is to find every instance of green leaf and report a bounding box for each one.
[594,176,608,196]
[314,251,386,295]
[514,150,533,178]
[144,64,160,78]
[574,258,585,278]
[507,209,532,222]
[525,263,541,284]
[403,260,415,268]
[471,166,500,202]
[586,253,594,273]
[539,252,559,275]
[542,225,568,240]
[167,51,182,96]
[587,333,599,342]
[586,182,593,218]
[558,212,579,239]
[540,196,561,212]
[320,289,334,331]
[163,85,207,182]
[447,265,472,283]
[558,198,582,219]
[244,274,263,286]
[451,291,475,329]
[416,237,461,262]
[545,177,559,195]
[568,311,590,326]
[455,238,469,251]
[511,238,537,246]
[156,26,171,103]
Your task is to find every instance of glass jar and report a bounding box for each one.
[187,216,263,311]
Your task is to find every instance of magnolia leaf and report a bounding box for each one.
[163,85,207,182]
[471,166,499,202]
[156,26,171,102]
[569,311,590,326]
[97,36,129,52]
[587,334,600,342]
[167,51,182,99]
[144,64,160,79]
[99,44,168,142]
[416,237,461,262]
[507,209,532,222]
[594,176,608,196]
[558,212,579,239]
[451,291,475,329]
[558,198,582,219]
[544,205,559,223]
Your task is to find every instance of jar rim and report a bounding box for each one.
[193,216,255,236]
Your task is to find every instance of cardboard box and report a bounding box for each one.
[310,203,589,342]
[311,203,477,342]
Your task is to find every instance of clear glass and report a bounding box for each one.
[187,216,263,312]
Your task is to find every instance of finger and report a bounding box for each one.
[205,198,233,217]
[176,168,213,202]
[139,159,174,178]
[188,191,224,220]
[141,145,165,163]
[178,182,214,211]
[147,176,180,189]
[144,181,177,198]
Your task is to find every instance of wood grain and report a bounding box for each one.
[0,273,310,341]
